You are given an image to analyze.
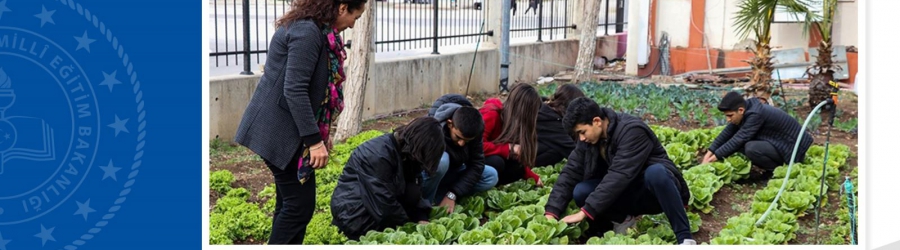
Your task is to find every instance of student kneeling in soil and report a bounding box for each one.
[330,117,445,240]
[479,83,544,186]
[535,83,585,167]
[423,94,499,213]
[701,91,814,178]
[543,97,696,245]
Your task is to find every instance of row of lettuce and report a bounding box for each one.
[209,125,855,245]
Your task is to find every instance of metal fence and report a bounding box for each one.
[510,0,572,41]
[373,0,491,53]
[599,0,627,35]
[210,0,292,75]
[209,0,628,74]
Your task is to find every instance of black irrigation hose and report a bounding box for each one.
[638,32,668,78]
[465,19,486,97]
[814,83,841,244]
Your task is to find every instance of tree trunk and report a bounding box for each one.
[572,0,602,83]
[332,2,375,144]
[746,42,774,105]
[808,40,835,109]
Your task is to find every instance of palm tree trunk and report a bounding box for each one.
[744,0,778,105]
[808,40,836,120]
[747,42,774,104]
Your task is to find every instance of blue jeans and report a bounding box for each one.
[572,164,693,244]
[421,152,499,204]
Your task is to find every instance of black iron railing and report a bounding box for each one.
[209,0,628,74]
[210,0,292,75]
[510,0,574,41]
[373,0,492,53]
[601,0,627,35]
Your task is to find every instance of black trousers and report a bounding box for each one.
[264,149,316,245]
[742,140,785,171]
[572,164,693,244]
[485,155,525,186]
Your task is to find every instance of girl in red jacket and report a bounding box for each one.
[480,83,543,186]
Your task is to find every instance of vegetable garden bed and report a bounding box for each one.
[209,81,859,245]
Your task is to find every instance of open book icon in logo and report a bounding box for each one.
[0,68,57,175]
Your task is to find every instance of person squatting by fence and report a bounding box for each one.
[422,94,499,213]
[479,83,544,187]
[543,97,697,245]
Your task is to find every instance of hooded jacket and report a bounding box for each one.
[426,94,486,196]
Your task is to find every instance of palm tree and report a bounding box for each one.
[807,0,840,110]
[733,0,816,105]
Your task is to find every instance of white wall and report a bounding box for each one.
[679,0,859,51]
[770,23,809,50]
[705,0,742,50]
[654,0,691,48]
[833,0,858,50]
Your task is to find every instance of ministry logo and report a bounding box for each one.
[0,0,146,249]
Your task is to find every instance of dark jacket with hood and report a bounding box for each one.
[536,103,577,166]
[544,108,690,220]
[426,94,486,196]
[331,134,432,240]
[708,97,815,164]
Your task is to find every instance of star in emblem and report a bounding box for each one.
[74,31,96,53]
[0,0,11,21]
[107,115,129,137]
[34,224,56,247]
[99,159,121,182]
[74,199,97,221]
[0,231,10,250]
[34,5,55,27]
[100,71,122,92]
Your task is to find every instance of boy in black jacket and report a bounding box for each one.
[423,94,498,213]
[702,92,814,177]
[544,97,696,245]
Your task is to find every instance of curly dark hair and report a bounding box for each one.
[562,97,607,136]
[275,0,368,28]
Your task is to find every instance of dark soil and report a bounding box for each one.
[208,83,859,245]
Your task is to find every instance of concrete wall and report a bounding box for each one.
[362,45,501,119]
[209,35,621,141]
[209,75,259,141]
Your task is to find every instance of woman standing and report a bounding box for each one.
[480,83,543,186]
[233,0,368,245]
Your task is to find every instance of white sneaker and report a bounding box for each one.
[612,215,638,235]
[680,239,697,245]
